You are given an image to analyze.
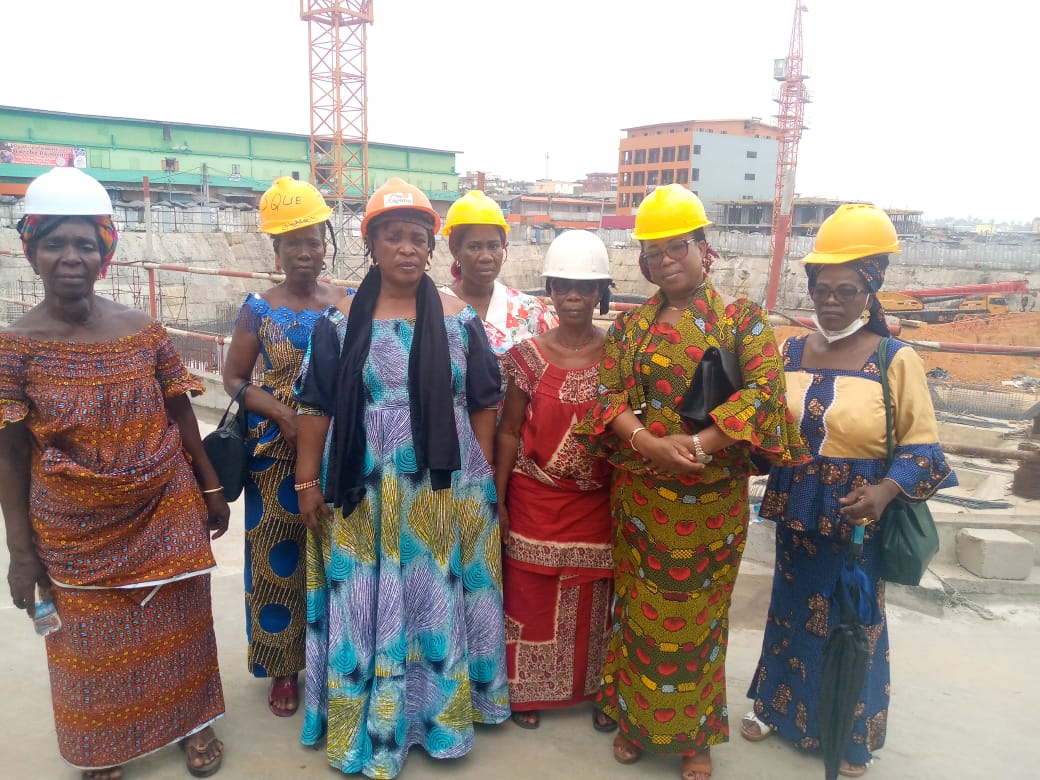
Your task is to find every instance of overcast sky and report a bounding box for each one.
[6,0,1037,221]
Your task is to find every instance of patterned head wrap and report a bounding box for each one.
[17,214,119,279]
[806,253,890,337]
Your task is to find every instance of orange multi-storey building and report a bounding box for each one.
[616,118,779,218]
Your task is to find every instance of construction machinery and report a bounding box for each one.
[877,281,1032,323]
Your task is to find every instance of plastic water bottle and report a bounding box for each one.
[33,587,61,637]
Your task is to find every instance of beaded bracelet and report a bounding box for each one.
[200,486,224,495]
[295,479,321,492]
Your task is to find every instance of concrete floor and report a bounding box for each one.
[4,417,1040,780]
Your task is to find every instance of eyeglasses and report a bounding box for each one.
[810,284,867,303]
[639,238,695,267]
[549,278,600,296]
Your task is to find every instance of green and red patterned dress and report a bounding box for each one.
[574,281,807,756]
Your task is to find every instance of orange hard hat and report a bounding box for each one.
[802,203,902,265]
[361,178,441,238]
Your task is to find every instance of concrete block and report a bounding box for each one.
[956,528,1034,580]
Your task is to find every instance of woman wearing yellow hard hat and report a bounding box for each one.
[441,190,556,360]
[292,178,508,778]
[574,184,807,780]
[744,204,955,777]
[222,176,346,719]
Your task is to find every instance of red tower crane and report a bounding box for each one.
[765,2,810,310]
[301,1,374,276]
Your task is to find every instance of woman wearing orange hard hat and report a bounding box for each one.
[574,184,808,780]
[744,204,955,778]
[441,190,556,361]
[292,178,508,778]
[222,176,346,719]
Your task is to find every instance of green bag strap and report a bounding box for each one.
[876,337,894,469]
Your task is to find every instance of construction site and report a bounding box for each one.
[1,1,1039,779]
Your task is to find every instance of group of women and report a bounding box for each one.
[1,168,953,780]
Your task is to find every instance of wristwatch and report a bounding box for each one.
[691,434,713,464]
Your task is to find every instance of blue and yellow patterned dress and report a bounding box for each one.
[748,336,956,766]
[237,292,322,679]
[294,305,509,779]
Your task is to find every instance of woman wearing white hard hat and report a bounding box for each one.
[0,167,228,779]
[495,230,616,732]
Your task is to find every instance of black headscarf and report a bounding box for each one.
[806,253,891,337]
[330,241,460,517]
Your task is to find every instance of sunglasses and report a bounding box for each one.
[810,284,867,303]
[639,237,695,267]
[549,278,600,296]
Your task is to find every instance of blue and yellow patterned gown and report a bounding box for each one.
[294,305,509,779]
[237,292,321,679]
[748,336,955,766]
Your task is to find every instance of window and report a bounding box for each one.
[620,193,630,207]
[676,169,689,184]
[693,144,701,154]
[634,149,646,164]
[632,193,644,207]
[161,157,179,172]
[162,124,172,142]
[721,130,728,134]
[622,150,632,165]
[231,163,241,175]
[291,171,300,180]
[678,145,690,161]
[691,168,700,182]
[742,195,754,200]
[633,172,645,186]
[746,150,757,159]
[669,128,675,133]
[661,169,674,185]
[621,172,631,186]
[662,147,675,162]
[648,148,660,164]
[744,173,756,181]
[647,171,659,186]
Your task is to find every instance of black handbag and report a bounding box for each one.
[201,381,250,502]
[678,345,742,432]
[876,338,940,586]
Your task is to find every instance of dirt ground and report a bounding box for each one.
[773,312,1040,389]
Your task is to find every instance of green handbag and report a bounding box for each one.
[876,338,940,586]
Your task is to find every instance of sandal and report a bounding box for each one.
[839,760,871,777]
[739,711,775,742]
[83,770,123,780]
[180,726,224,778]
[511,710,540,730]
[268,674,299,718]
[593,710,618,733]
[612,733,642,765]
[681,750,712,780]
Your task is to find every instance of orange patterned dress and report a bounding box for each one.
[0,322,224,771]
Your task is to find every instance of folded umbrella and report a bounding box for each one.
[819,525,881,780]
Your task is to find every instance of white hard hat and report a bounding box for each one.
[23,167,113,216]
[542,230,611,280]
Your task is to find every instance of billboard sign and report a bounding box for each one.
[0,141,87,168]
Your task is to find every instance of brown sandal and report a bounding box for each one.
[180,726,224,778]
[839,760,869,777]
[82,769,123,780]
[612,733,642,765]
[593,710,618,733]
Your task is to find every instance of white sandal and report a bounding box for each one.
[739,711,775,742]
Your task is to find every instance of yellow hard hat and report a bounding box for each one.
[361,178,441,238]
[632,184,711,241]
[802,203,902,264]
[258,177,333,235]
[441,190,510,238]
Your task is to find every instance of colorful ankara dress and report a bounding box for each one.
[501,339,613,711]
[444,280,558,358]
[748,336,955,766]
[294,305,509,779]
[0,323,224,772]
[236,292,320,679]
[574,282,807,756]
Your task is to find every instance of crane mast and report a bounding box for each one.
[765,2,809,310]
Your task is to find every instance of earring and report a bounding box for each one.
[321,261,328,271]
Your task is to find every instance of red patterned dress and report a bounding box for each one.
[502,339,613,711]
[0,323,225,772]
